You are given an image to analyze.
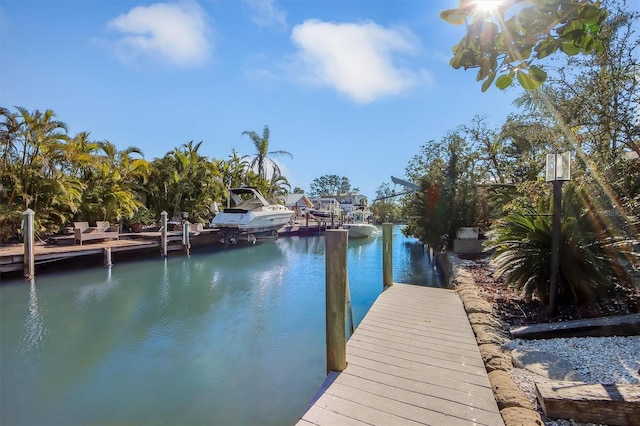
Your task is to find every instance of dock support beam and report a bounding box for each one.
[382,223,393,287]
[325,229,348,373]
[23,209,35,280]
[160,211,168,257]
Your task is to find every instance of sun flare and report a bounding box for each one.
[473,0,503,13]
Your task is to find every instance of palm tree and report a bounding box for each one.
[217,149,250,189]
[80,141,148,223]
[0,106,82,238]
[242,125,292,181]
[145,141,221,223]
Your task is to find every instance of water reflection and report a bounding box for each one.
[1,226,442,426]
[20,280,46,353]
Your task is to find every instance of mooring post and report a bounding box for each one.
[103,247,112,267]
[182,221,191,255]
[325,229,348,373]
[382,223,393,287]
[23,209,35,280]
[160,211,168,257]
[305,212,309,235]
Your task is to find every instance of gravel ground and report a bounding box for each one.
[507,336,640,425]
[459,255,640,425]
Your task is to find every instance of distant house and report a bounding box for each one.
[336,193,367,213]
[309,197,342,216]
[283,194,313,218]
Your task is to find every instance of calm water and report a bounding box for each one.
[1,226,443,426]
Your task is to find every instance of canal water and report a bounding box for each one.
[0,225,444,426]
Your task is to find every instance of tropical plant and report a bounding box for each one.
[217,149,250,189]
[485,183,638,305]
[78,141,149,224]
[263,169,291,199]
[0,106,83,239]
[145,141,222,223]
[242,125,292,181]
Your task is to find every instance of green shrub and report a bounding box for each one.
[485,185,638,305]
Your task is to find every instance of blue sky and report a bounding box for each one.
[1,0,523,200]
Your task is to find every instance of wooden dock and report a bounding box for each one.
[0,229,220,276]
[298,283,504,426]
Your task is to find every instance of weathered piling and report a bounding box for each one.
[325,229,348,373]
[160,211,168,256]
[182,221,191,255]
[103,247,112,267]
[23,209,35,280]
[382,223,393,287]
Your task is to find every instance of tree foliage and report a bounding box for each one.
[308,175,357,198]
[401,1,640,308]
[370,183,403,224]
[402,133,481,249]
[442,0,608,91]
[0,107,295,239]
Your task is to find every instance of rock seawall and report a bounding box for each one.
[445,252,544,426]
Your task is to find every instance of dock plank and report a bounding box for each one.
[298,283,503,426]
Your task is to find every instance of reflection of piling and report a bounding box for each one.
[23,209,35,280]
[325,229,348,373]
[382,223,393,287]
[305,213,309,236]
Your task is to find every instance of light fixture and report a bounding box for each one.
[545,151,571,181]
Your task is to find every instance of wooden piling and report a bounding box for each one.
[325,229,348,373]
[23,209,35,280]
[103,247,112,267]
[160,211,168,256]
[182,221,191,255]
[382,223,393,287]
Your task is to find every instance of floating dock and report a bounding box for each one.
[298,283,504,425]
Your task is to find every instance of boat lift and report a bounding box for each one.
[373,176,421,201]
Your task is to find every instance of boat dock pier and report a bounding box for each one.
[298,283,504,425]
[0,229,221,278]
[0,221,342,278]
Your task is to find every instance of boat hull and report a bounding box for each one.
[343,223,379,238]
[212,210,293,233]
[210,187,293,244]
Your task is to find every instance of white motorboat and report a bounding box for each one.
[211,187,293,243]
[343,210,379,238]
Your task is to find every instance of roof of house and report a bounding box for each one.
[284,193,314,207]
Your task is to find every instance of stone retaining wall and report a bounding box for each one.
[445,252,543,426]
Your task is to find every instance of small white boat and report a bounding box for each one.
[211,187,293,243]
[343,210,379,238]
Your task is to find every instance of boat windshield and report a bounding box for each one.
[233,198,264,211]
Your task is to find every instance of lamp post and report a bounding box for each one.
[545,151,571,315]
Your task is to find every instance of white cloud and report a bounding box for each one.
[290,20,428,103]
[106,1,211,68]
[243,0,287,28]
